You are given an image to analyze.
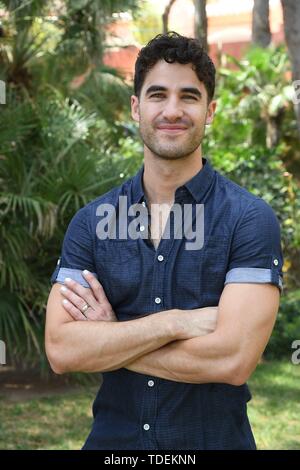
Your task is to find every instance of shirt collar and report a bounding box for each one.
[183,158,215,202]
[131,165,145,204]
[131,157,215,204]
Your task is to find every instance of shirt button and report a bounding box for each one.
[155,297,161,304]
[140,225,145,232]
[157,255,164,262]
[142,201,146,207]
[143,424,150,431]
[273,259,279,266]
[148,380,154,387]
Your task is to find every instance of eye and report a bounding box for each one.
[182,95,198,100]
[149,93,165,99]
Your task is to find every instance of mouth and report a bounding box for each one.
[156,126,188,134]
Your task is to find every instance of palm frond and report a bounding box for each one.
[0,291,41,364]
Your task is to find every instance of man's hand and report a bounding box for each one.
[60,270,117,322]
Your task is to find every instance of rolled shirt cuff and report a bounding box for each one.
[51,267,98,288]
[225,267,283,293]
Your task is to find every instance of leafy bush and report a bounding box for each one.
[1,5,299,368]
[265,290,300,359]
[0,1,142,368]
[204,45,300,290]
[0,87,142,367]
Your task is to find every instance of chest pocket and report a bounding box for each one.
[174,235,229,307]
[200,235,228,273]
[95,240,141,308]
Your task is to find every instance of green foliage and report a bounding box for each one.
[75,66,133,123]
[0,4,299,368]
[0,361,298,449]
[204,46,300,356]
[247,360,300,449]
[132,0,162,45]
[265,290,300,359]
[204,45,300,288]
[0,0,142,368]
[0,85,142,366]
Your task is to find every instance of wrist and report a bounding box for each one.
[161,308,185,340]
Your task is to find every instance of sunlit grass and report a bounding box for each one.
[247,360,300,450]
[0,388,97,450]
[0,361,299,449]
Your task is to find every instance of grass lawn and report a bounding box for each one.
[247,360,300,450]
[0,360,299,450]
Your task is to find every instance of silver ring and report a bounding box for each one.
[81,303,89,314]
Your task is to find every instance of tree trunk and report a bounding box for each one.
[266,114,284,148]
[281,0,300,136]
[252,0,271,47]
[194,0,208,51]
[162,0,176,34]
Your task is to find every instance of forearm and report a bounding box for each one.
[47,280,218,375]
[47,310,179,374]
[126,331,237,384]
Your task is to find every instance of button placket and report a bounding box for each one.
[153,253,165,306]
[140,376,159,448]
[150,208,177,314]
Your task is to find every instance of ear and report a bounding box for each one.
[205,100,217,125]
[131,95,140,123]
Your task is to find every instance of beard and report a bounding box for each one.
[138,118,206,161]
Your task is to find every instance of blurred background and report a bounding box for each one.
[0,0,299,450]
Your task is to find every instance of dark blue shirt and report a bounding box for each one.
[51,158,283,450]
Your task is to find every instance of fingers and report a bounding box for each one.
[82,270,111,308]
[60,283,95,318]
[82,306,108,321]
[63,277,97,310]
[60,272,115,322]
[61,290,107,321]
[61,298,88,321]
[60,280,110,322]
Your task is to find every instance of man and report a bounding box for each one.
[45,32,283,450]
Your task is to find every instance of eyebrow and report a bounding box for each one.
[145,85,202,98]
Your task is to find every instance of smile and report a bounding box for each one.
[157,127,187,134]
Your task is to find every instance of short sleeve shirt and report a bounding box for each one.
[51,158,283,450]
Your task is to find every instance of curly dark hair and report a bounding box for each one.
[134,31,216,103]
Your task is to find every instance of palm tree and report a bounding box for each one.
[194,0,208,51]
[251,0,300,136]
[162,0,176,34]
[281,0,300,135]
[0,0,141,368]
[252,0,271,47]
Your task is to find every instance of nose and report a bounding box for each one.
[161,97,184,121]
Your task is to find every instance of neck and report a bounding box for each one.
[143,147,203,205]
